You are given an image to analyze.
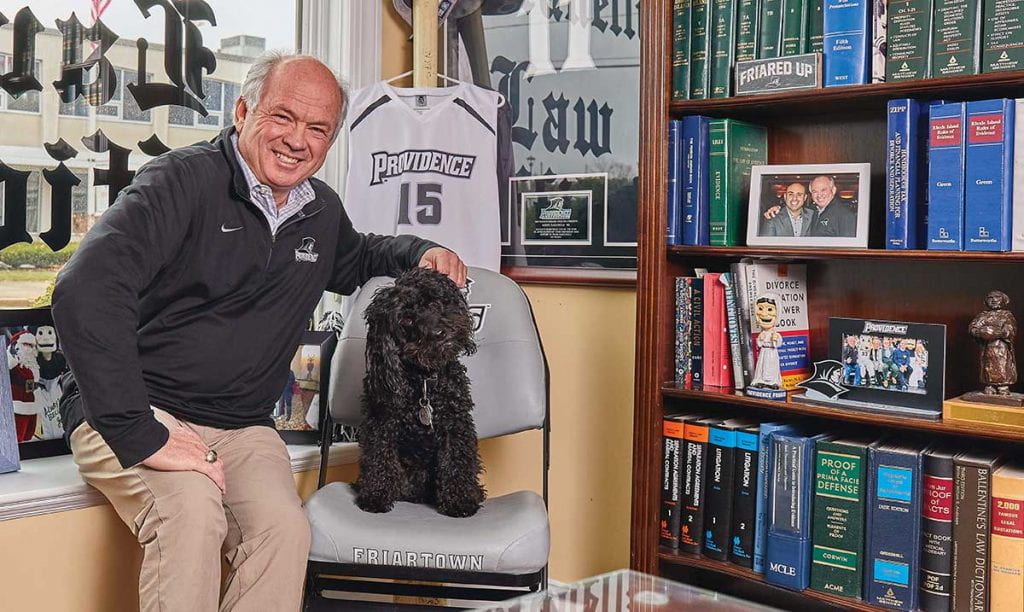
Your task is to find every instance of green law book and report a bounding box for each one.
[781,0,808,55]
[931,0,981,77]
[981,0,1024,73]
[690,0,713,98]
[709,0,738,97]
[758,0,784,57]
[810,438,871,599]
[735,0,761,63]
[806,0,824,53]
[886,0,933,81]
[708,119,768,246]
[672,0,692,100]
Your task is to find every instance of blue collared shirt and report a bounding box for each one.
[231,134,315,235]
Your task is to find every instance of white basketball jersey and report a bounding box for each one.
[344,81,502,271]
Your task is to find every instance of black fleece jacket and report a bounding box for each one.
[52,127,437,468]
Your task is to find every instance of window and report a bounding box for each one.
[168,78,239,129]
[0,54,41,113]
[59,68,152,122]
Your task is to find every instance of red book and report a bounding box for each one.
[703,273,722,387]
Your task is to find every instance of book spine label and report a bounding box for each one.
[810,444,866,599]
[867,451,922,610]
[927,103,966,250]
[722,273,747,388]
[674,278,693,386]
[952,463,993,612]
[709,120,729,245]
[807,0,825,52]
[990,472,1024,611]
[759,0,785,56]
[668,121,684,245]
[823,0,871,86]
[887,99,923,249]
[931,0,981,77]
[766,436,814,590]
[690,0,713,98]
[682,116,711,246]
[681,423,711,552]
[660,419,686,549]
[690,280,705,385]
[673,0,692,100]
[704,426,738,560]
[886,0,933,81]
[964,99,1014,252]
[782,0,809,54]
[872,0,889,81]
[710,0,738,97]
[730,430,760,567]
[982,0,1024,72]
[736,0,761,61]
[921,454,954,612]
[1014,99,1024,251]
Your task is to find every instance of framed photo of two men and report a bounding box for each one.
[746,163,871,249]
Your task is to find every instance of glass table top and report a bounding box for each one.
[472,569,780,611]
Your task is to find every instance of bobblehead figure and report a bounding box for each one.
[750,294,784,390]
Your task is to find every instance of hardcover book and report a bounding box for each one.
[807,0,825,52]
[747,262,810,389]
[731,261,757,387]
[708,119,769,246]
[730,423,761,567]
[823,0,872,86]
[781,0,809,54]
[865,441,924,611]
[759,0,785,56]
[709,0,739,97]
[810,437,870,599]
[690,277,705,386]
[981,0,1024,73]
[703,273,724,388]
[674,278,693,386]
[704,419,750,560]
[872,0,888,82]
[931,0,981,77]
[721,272,747,389]
[886,98,927,249]
[690,0,713,98]
[682,115,712,246]
[964,98,1015,252]
[952,451,1005,612]
[680,417,720,552]
[755,422,795,573]
[668,120,684,246]
[1014,99,1024,251]
[927,102,967,250]
[672,0,692,100]
[920,445,956,612]
[885,0,932,81]
[735,0,761,62]
[660,415,688,549]
[990,463,1024,612]
[765,430,832,591]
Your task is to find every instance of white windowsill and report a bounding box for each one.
[0,442,360,523]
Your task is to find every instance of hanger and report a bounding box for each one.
[383,70,507,107]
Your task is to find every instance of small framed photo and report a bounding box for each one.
[1,308,72,460]
[746,163,871,248]
[273,331,337,444]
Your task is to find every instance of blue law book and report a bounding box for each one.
[886,99,926,249]
[927,102,967,250]
[964,99,1015,252]
[822,0,871,87]
[765,430,831,591]
[682,115,712,246]
[754,422,795,574]
[667,120,684,246]
[865,441,924,611]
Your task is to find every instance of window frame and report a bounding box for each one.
[0,54,43,115]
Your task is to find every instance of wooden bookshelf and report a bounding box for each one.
[631,1,1024,610]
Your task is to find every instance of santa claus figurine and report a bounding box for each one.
[8,331,41,442]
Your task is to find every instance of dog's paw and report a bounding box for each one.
[437,497,481,518]
[356,492,395,514]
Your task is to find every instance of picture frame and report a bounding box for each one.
[745,163,871,248]
[0,308,72,460]
[273,330,337,444]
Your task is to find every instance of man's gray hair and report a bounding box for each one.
[239,51,349,133]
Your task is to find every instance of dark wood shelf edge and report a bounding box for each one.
[667,245,1024,263]
[661,385,1024,443]
[502,266,637,287]
[669,71,1024,113]
[658,550,879,612]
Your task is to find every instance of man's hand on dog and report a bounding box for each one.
[419,247,468,288]
[142,424,226,493]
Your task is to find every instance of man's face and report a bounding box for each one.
[783,183,807,214]
[810,177,836,208]
[846,335,857,347]
[883,337,891,348]
[872,337,881,349]
[234,59,342,204]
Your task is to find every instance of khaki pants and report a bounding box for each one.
[70,408,311,612]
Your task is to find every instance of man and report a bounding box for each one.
[52,53,466,611]
[806,175,857,237]
[842,334,861,385]
[891,339,914,390]
[760,182,814,237]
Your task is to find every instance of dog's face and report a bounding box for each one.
[366,268,477,372]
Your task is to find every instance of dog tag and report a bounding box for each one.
[418,403,433,427]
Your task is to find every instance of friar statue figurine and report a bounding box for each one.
[968,290,1017,397]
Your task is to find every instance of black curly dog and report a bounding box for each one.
[354,267,485,517]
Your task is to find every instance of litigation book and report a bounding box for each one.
[734,0,761,63]
[660,415,688,549]
[823,0,871,86]
[885,0,933,81]
[981,0,1024,73]
[964,98,1015,252]
[690,0,713,99]
[703,419,751,560]
[927,102,967,250]
[680,417,720,552]
[672,0,692,100]
[931,0,981,77]
[730,423,761,567]
[754,422,796,574]
[708,119,769,246]
[758,0,784,57]
[708,0,738,97]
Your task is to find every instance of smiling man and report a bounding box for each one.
[51,53,465,612]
